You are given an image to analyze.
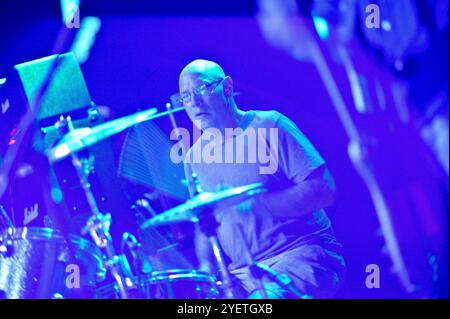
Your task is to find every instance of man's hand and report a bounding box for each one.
[235,198,256,215]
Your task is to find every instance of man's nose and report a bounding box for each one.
[192,92,203,107]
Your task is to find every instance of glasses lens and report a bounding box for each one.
[170,93,184,107]
[201,79,222,95]
[195,84,208,95]
[178,79,223,105]
[180,93,191,104]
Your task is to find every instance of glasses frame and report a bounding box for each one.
[178,78,225,105]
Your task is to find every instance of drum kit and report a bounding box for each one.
[0,105,295,299]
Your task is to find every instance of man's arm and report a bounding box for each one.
[260,164,336,218]
[259,113,336,218]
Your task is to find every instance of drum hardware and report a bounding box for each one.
[94,269,220,299]
[140,181,267,229]
[119,232,156,299]
[0,205,14,232]
[200,215,235,299]
[132,197,179,253]
[120,232,143,279]
[147,269,219,299]
[0,46,191,297]
[189,175,237,298]
[54,116,130,299]
[235,223,267,299]
[46,106,185,163]
[0,228,14,258]
[0,227,105,299]
[0,207,14,258]
[134,198,158,217]
[3,101,277,298]
[140,179,267,299]
[82,211,131,299]
[41,107,186,299]
[166,102,187,156]
[133,190,199,272]
[121,232,141,263]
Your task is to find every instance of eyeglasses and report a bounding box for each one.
[177,78,224,105]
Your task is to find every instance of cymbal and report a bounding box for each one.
[47,106,184,163]
[140,183,267,229]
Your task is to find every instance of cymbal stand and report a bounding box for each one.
[197,212,235,299]
[62,116,130,299]
[235,224,267,299]
[190,174,235,299]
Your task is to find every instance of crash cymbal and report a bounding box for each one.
[47,106,184,163]
[140,183,267,229]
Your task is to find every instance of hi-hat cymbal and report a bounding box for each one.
[140,183,267,229]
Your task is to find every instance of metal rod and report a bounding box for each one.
[236,224,267,299]
[208,235,235,299]
[65,116,129,299]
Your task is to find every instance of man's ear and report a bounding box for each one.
[223,76,234,97]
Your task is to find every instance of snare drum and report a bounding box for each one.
[145,269,220,299]
[0,227,105,299]
[95,269,220,299]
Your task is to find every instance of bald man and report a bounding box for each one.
[178,59,346,298]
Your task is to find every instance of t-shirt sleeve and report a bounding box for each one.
[276,113,326,184]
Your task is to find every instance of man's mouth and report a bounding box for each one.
[196,112,209,118]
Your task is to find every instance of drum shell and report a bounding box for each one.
[0,227,104,299]
[95,269,219,299]
[146,269,220,299]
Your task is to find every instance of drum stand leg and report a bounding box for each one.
[198,213,235,299]
[235,224,267,299]
[67,131,129,299]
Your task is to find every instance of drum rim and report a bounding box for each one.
[149,268,216,282]
[1,227,104,268]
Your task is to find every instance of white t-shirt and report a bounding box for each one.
[184,110,334,270]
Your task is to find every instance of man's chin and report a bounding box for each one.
[199,119,214,131]
[191,118,216,131]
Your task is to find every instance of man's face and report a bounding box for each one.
[179,72,228,130]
